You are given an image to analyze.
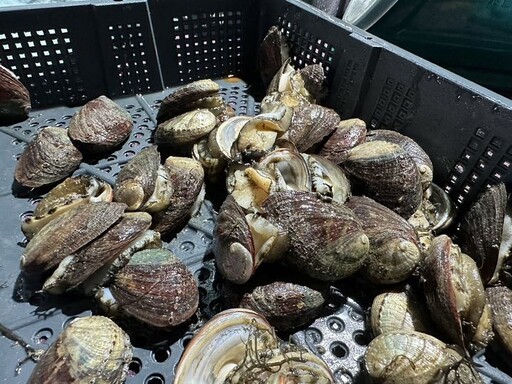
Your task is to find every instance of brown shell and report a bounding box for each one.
[0,64,31,124]
[151,156,205,235]
[27,316,132,384]
[155,109,217,149]
[110,248,199,328]
[213,195,255,284]
[366,129,433,191]
[319,118,367,164]
[68,95,133,152]
[458,183,507,285]
[422,235,489,352]
[14,127,83,188]
[296,64,326,102]
[284,103,340,153]
[345,196,421,284]
[114,146,160,211]
[156,79,220,123]
[487,286,512,356]
[262,191,369,281]
[239,281,325,330]
[343,140,423,218]
[43,212,152,294]
[259,26,290,87]
[21,202,126,273]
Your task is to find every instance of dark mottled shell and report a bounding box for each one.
[422,235,489,352]
[365,331,483,384]
[285,103,340,153]
[22,176,113,239]
[319,118,367,164]
[43,212,152,294]
[114,146,160,211]
[344,140,423,218]
[151,156,204,235]
[458,183,507,285]
[487,286,512,356]
[155,109,217,149]
[14,127,83,188]
[346,196,421,284]
[262,191,369,281]
[0,64,31,124]
[259,26,290,88]
[297,64,326,102]
[157,79,220,123]
[366,129,433,191]
[21,202,126,273]
[240,281,325,330]
[27,316,132,384]
[68,95,133,152]
[214,195,255,284]
[110,248,199,328]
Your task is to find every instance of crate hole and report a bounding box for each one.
[151,347,170,363]
[353,331,369,346]
[128,358,142,376]
[334,369,354,384]
[348,307,364,322]
[145,374,165,384]
[330,342,348,359]
[181,335,193,348]
[19,211,33,222]
[327,317,344,332]
[62,316,79,329]
[194,267,211,282]
[33,328,53,345]
[305,327,323,344]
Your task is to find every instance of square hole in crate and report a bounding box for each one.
[0,28,86,108]
[277,16,335,78]
[108,22,153,94]
[172,11,244,82]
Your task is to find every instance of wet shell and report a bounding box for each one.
[370,289,432,337]
[364,331,483,384]
[174,308,279,384]
[208,116,252,160]
[0,64,31,124]
[155,109,217,150]
[68,95,133,152]
[487,286,512,356]
[151,156,205,235]
[344,140,423,218]
[258,148,311,193]
[27,316,132,384]
[43,212,152,294]
[284,103,340,153]
[345,196,421,284]
[262,191,369,281]
[14,127,83,188]
[157,79,220,123]
[319,118,367,164]
[106,248,199,328]
[458,183,508,285]
[296,64,327,102]
[214,195,255,284]
[422,235,492,352]
[114,146,162,211]
[21,202,126,273]
[366,129,433,191]
[239,281,325,330]
[22,176,113,239]
[259,26,290,88]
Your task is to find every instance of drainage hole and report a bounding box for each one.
[330,342,348,359]
[145,374,165,384]
[128,358,142,376]
[152,347,170,363]
[353,330,369,346]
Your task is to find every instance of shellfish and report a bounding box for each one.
[259,26,290,88]
[0,64,31,125]
[486,286,512,357]
[27,316,132,384]
[67,95,133,153]
[97,248,198,328]
[14,127,83,188]
[319,118,367,164]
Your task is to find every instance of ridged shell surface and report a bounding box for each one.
[0,64,31,124]
[487,286,512,356]
[21,202,126,273]
[14,127,83,188]
[259,26,290,88]
[110,248,199,328]
[27,316,133,384]
[319,118,367,164]
[68,95,133,151]
[262,191,369,281]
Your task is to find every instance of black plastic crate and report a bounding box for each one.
[1,0,512,383]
